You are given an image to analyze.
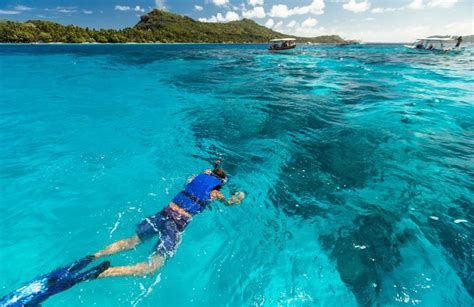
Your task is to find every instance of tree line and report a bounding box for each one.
[0,13,346,44]
[0,20,166,43]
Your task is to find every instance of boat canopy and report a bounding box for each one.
[270,38,296,42]
[416,37,457,42]
[405,35,463,53]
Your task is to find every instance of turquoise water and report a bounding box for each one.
[0,43,473,306]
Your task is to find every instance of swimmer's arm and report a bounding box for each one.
[211,190,243,206]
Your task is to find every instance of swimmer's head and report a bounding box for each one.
[212,168,228,184]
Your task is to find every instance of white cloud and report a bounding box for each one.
[155,0,166,9]
[212,0,229,7]
[269,0,325,18]
[225,11,240,21]
[294,0,325,15]
[297,25,326,37]
[269,4,290,17]
[14,5,32,11]
[337,17,471,43]
[407,0,424,10]
[242,6,265,18]
[406,0,458,10]
[301,17,318,27]
[0,9,20,14]
[371,7,399,13]
[83,9,93,14]
[115,5,144,12]
[248,0,264,6]
[44,6,76,13]
[265,18,274,28]
[250,0,264,6]
[114,5,130,11]
[445,20,473,35]
[274,18,325,37]
[194,5,204,11]
[343,0,370,13]
[375,0,457,14]
[134,5,145,13]
[427,0,458,8]
[199,11,240,22]
[51,6,77,13]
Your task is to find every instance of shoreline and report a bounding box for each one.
[0,42,261,45]
[0,42,413,45]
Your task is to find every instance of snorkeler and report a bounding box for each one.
[93,161,245,277]
[1,161,243,305]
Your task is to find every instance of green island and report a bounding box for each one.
[0,9,346,44]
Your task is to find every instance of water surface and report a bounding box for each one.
[0,43,473,306]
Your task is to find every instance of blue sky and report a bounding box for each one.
[0,0,472,42]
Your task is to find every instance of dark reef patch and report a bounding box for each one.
[267,127,382,218]
[320,207,403,306]
[429,199,474,297]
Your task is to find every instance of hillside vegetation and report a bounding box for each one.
[0,9,346,44]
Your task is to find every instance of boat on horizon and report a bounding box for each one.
[405,36,464,54]
[268,38,296,52]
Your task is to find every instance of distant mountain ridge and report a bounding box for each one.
[134,10,345,43]
[0,9,346,44]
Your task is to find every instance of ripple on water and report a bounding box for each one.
[0,43,473,306]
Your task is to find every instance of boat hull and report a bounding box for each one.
[268,45,296,52]
[405,46,465,54]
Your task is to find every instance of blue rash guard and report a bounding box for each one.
[172,173,223,215]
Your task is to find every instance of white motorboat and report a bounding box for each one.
[405,36,464,53]
[268,38,296,51]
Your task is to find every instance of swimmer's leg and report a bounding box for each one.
[94,213,165,259]
[98,219,182,278]
[98,255,164,277]
[94,235,141,259]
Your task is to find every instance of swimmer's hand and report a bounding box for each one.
[230,192,245,205]
[212,190,245,206]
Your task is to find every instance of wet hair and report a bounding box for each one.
[212,168,227,180]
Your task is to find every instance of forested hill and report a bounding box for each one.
[134,9,345,43]
[0,9,346,44]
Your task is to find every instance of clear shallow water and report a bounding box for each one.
[0,43,473,307]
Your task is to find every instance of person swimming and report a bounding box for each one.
[93,161,245,277]
[1,161,243,305]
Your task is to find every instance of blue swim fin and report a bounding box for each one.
[0,256,110,307]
